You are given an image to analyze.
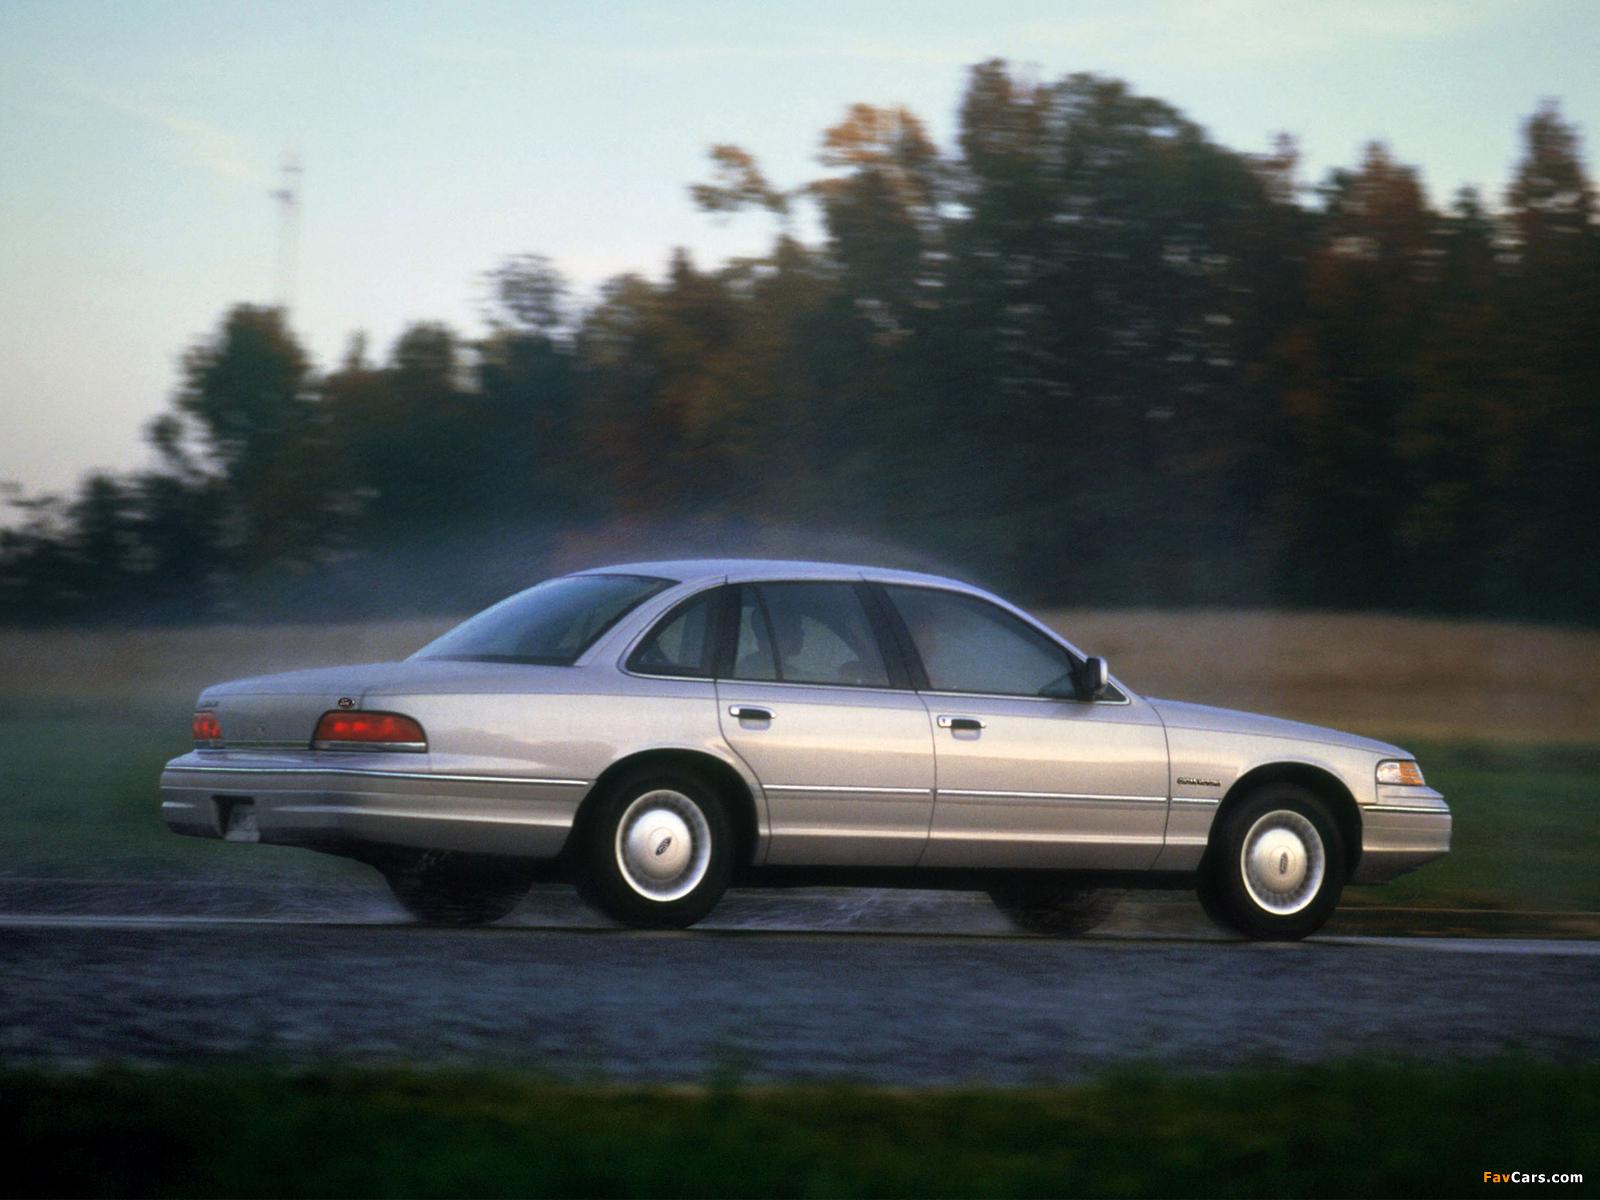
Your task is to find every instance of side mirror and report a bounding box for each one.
[1075,656,1109,701]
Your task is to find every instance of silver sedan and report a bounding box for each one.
[160,560,1451,939]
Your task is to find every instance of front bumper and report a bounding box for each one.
[1351,785,1452,884]
[160,751,586,860]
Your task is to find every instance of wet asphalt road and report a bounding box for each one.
[3,912,1597,1083]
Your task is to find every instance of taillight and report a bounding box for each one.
[312,711,427,752]
[193,711,223,748]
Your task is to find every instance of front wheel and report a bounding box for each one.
[577,768,733,929]
[1197,783,1347,940]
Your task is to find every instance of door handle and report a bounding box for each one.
[936,715,985,731]
[729,705,774,722]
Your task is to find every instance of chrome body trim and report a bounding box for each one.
[921,688,1132,707]
[311,739,426,753]
[938,789,1168,804]
[926,830,1165,846]
[165,763,588,788]
[274,805,570,828]
[763,783,932,797]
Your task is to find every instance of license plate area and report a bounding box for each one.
[217,797,260,843]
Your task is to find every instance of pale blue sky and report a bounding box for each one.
[3,0,1596,501]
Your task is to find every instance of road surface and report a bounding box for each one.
[2,892,1595,1083]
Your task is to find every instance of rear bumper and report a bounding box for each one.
[160,751,586,860]
[1351,786,1452,884]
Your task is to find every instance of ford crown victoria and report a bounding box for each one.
[161,560,1451,939]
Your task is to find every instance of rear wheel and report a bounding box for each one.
[384,851,533,926]
[989,882,1122,937]
[1198,783,1346,940]
[577,767,732,929]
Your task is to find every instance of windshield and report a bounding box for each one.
[411,574,673,665]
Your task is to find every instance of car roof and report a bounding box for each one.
[567,556,1093,672]
[572,558,981,592]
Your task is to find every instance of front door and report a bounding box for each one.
[879,585,1170,870]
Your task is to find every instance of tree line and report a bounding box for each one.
[4,61,1597,624]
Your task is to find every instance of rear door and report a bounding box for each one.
[879,585,1170,870]
[716,581,935,866]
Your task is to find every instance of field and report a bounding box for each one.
[0,610,1596,913]
[1047,609,1600,745]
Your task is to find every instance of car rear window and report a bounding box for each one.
[412,574,673,665]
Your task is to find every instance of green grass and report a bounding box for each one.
[1344,739,1600,912]
[0,695,365,883]
[1,1060,1594,1198]
[1,698,1596,914]
[0,695,193,877]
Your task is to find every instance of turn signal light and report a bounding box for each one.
[312,711,427,752]
[1376,759,1426,787]
[193,711,223,748]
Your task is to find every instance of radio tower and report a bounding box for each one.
[272,151,303,313]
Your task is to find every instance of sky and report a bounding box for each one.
[3,0,1597,506]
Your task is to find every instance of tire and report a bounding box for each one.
[1198,782,1347,940]
[989,881,1123,937]
[576,767,733,929]
[384,850,533,926]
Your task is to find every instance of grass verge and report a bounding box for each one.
[1,1060,1594,1198]
[0,695,367,883]
[1342,739,1600,914]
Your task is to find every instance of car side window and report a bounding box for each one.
[883,585,1074,696]
[733,582,891,688]
[627,588,722,678]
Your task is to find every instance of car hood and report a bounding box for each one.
[1145,697,1404,756]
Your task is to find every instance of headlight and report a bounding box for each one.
[1377,759,1426,786]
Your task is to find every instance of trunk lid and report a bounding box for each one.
[197,659,582,748]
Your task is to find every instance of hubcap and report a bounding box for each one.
[615,789,712,902]
[1240,809,1325,915]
